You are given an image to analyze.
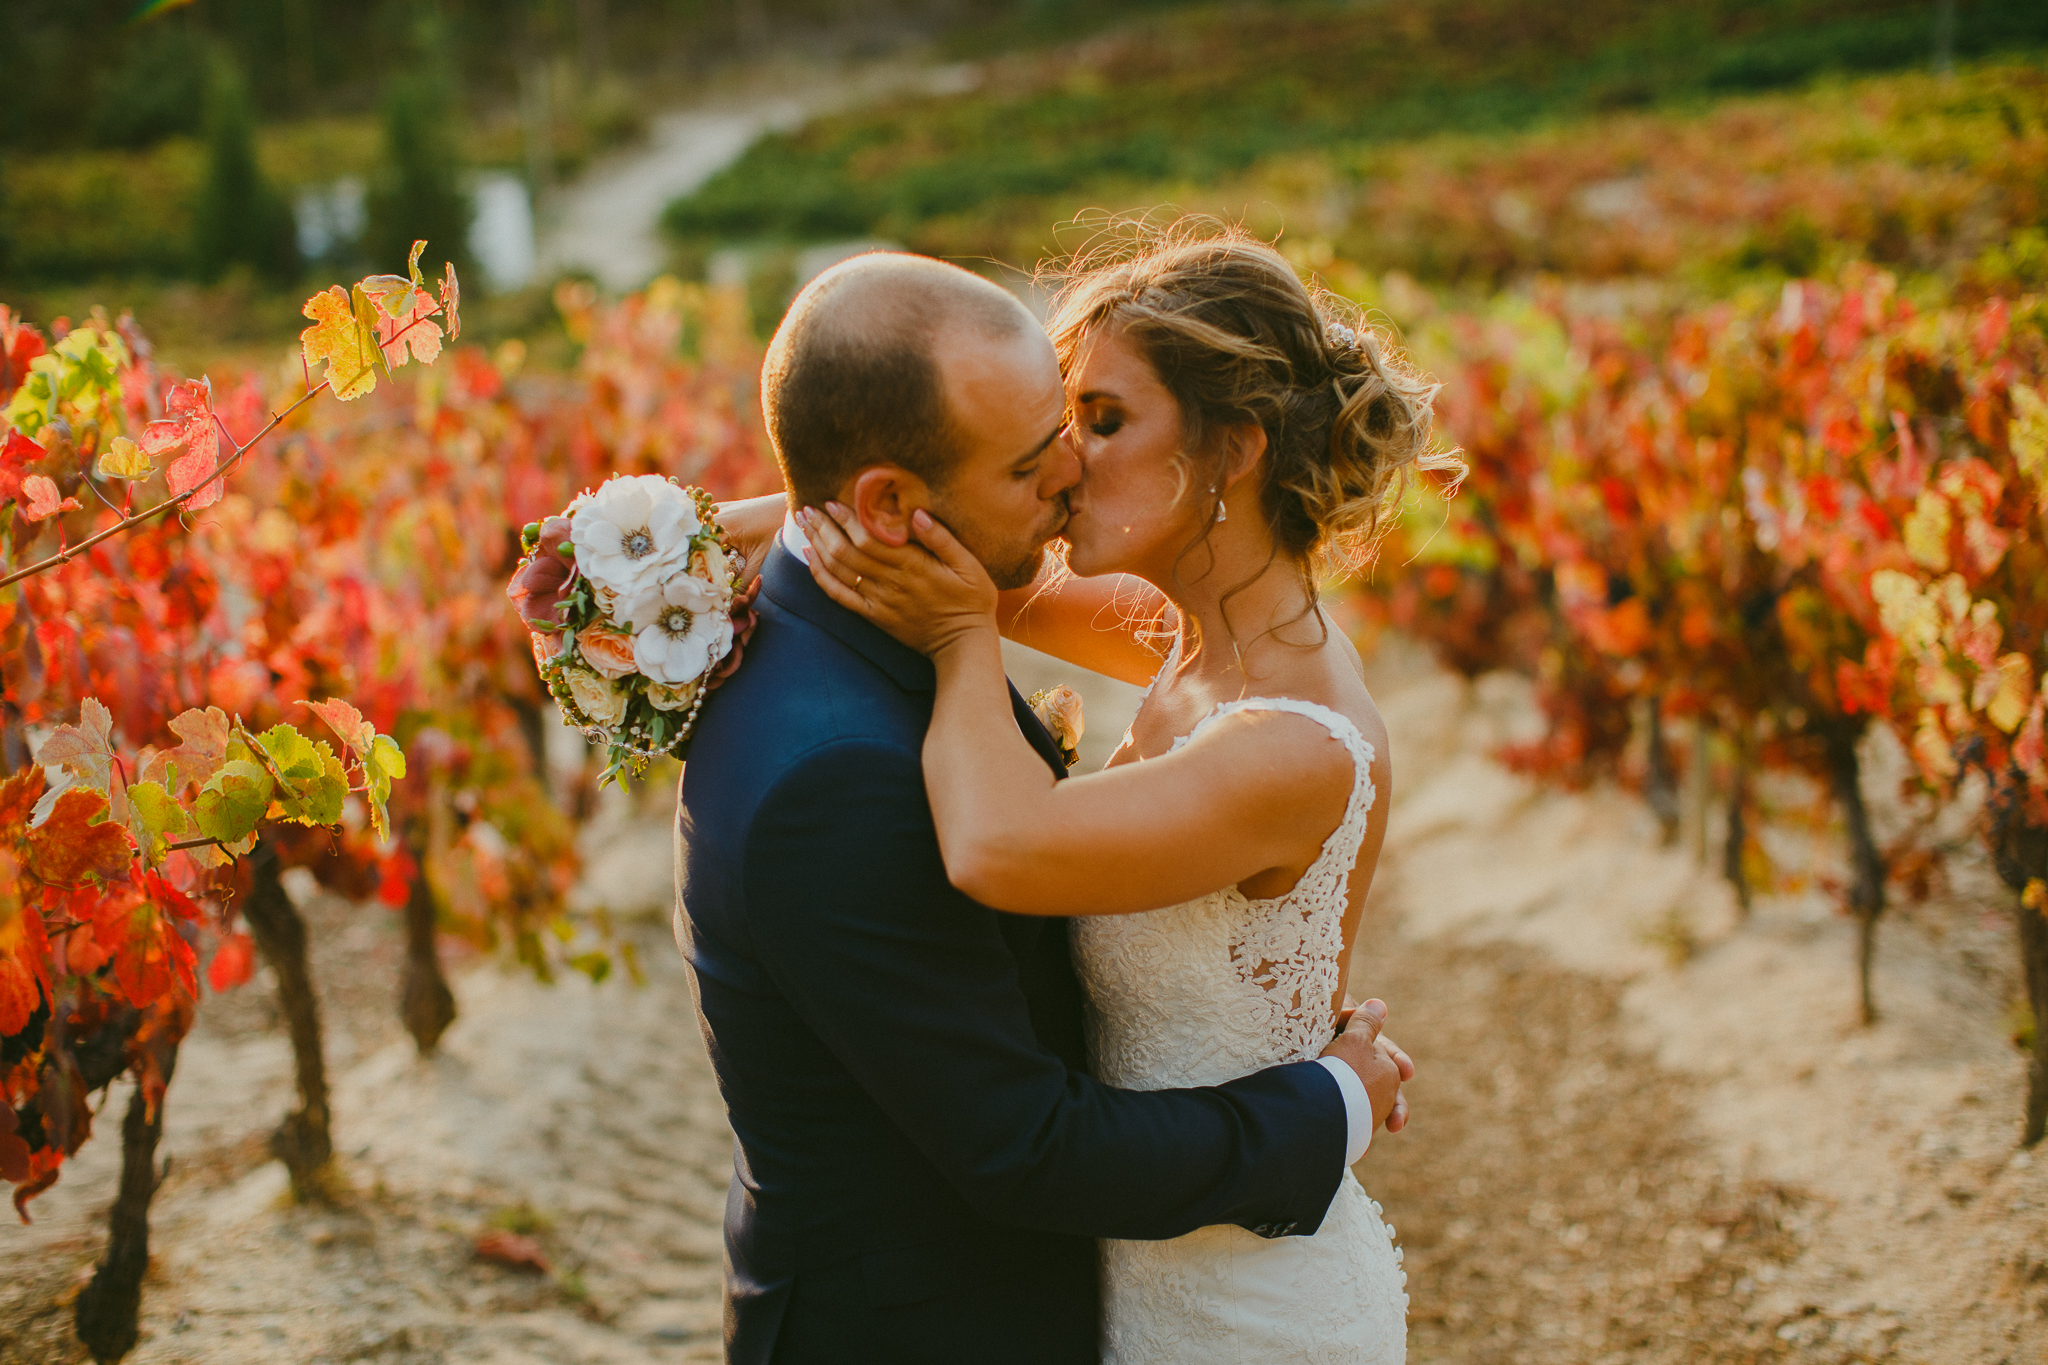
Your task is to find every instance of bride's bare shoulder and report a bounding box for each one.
[1172,649,1388,791]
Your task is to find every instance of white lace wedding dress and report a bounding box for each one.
[1071,695,1408,1364]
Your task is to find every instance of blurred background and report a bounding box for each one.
[6,0,2046,356]
[5,3,2048,1363]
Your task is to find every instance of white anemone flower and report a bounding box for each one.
[634,571,736,685]
[569,476,700,624]
[619,557,731,638]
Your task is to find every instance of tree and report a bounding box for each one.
[192,53,300,284]
[364,31,473,291]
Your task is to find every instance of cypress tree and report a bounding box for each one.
[364,36,473,285]
[193,56,300,282]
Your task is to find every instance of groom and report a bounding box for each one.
[675,253,1404,1365]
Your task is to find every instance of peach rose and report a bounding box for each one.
[575,623,640,679]
[530,630,566,671]
[562,668,625,726]
[646,679,701,711]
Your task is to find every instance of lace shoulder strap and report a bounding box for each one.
[1175,696,1379,897]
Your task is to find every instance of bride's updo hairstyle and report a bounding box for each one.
[1045,220,1460,583]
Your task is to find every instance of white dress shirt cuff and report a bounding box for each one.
[1316,1055,1374,1165]
[780,511,811,562]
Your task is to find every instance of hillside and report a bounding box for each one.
[663,0,2048,283]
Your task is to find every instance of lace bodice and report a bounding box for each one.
[1073,692,1406,1365]
[1073,696,1377,1091]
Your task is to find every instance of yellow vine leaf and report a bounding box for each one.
[1985,653,2036,733]
[300,285,380,401]
[2012,384,2048,509]
[1902,490,1952,571]
[1871,570,1941,657]
[360,242,447,369]
[1911,708,1959,783]
[95,435,152,480]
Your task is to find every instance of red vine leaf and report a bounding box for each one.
[12,1164,58,1223]
[140,707,231,792]
[206,932,255,993]
[146,379,224,512]
[24,790,133,885]
[474,1230,552,1274]
[440,262,461,341]
[0,429,42,505]
[301,697,374,761]
[20,475,78,522]
[87,884,197,1008]
[0,876,52,1038]
[370,288,444,370]
[0,769,47,831]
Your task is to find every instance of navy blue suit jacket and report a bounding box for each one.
[675,545,1346,1364]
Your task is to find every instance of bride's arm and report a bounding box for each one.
[924,623,1353,915]
[799,507,1360,917]
[996,567,1170,687]
[721,479,1167,683]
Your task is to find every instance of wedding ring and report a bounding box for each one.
[854,574,863,588]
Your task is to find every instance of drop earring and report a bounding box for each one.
[1211,485,1227,524]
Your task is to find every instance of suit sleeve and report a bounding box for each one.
[742,738,1347,1241]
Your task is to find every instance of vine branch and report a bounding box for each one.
[0,381,331,589]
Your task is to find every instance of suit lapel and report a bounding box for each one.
[1009,685,1070,781]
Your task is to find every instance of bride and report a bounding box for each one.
[791,226,1459,1364]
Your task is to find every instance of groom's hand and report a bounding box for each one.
[1320,999,1406,1136]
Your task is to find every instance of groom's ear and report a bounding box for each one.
[848,465,931,549]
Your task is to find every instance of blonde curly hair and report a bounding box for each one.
[1045,218,1462,585]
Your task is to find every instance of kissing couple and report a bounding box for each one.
[676,223,1459,1364]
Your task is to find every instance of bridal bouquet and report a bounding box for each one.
[507,474,756,784]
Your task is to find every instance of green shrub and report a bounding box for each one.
[0,145,202,282]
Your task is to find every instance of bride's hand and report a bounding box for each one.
[711,493,787,588]
[801,503,999,658]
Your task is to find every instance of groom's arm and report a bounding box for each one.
[742,738,1349,1242]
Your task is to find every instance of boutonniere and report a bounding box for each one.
[1027,685,1085,769]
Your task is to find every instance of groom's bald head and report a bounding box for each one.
[762,253,1037,508]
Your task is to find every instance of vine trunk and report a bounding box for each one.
[1644,698,1681,846]
[400,824,456,1055]
[72,1041,177,1365]
[241,837,335,1199]
[1723,754,1752,915]
[1991,809,2048,1147]
[1824,724,1887,1026]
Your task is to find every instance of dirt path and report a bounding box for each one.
[1357,641,2048,1364]
[4,643,2044,1363]
[535,59,978,292]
